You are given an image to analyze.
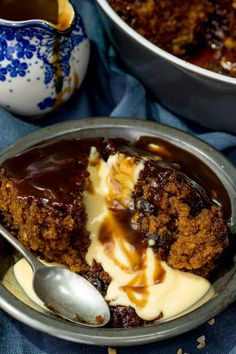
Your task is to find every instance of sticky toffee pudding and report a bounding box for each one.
[0,137,229,327]
[108,0,236,78]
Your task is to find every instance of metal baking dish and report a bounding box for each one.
[95,0,236,133]
[0,117,235,346]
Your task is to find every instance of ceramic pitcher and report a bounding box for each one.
[0,0,90,116]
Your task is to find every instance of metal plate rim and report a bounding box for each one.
[0,116,236,346]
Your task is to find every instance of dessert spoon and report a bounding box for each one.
[0,224,110,327]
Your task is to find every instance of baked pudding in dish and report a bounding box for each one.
[0,137,229,328]
[108,0,236,78]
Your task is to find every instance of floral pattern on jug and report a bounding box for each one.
[0,1,90,117]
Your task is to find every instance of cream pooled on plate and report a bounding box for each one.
[84,147,212,321]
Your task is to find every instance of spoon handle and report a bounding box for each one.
[0,224,43,273]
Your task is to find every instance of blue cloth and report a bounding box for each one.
[1,0,236,353]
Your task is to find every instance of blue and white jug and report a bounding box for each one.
[0,0,90,116]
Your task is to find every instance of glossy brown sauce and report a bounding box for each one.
[136,136,231,220]
[99,206,165,307]
[1,136,229,306]
[0,0,59,24]
[0,0,73,32]
[1,138,102,207]
[188,47,236,74]
[2,136,229,213]
[95,150,167,307]
[189,47,221,68]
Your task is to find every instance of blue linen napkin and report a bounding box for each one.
[0,0,236,353]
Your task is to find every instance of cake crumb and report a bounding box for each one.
[148,238,156,247]
[197,342,206,350]
[108,348,117,354]
[197,335,206,343]
[177,348,183,354]
[207,318,215,326]
[197,335,206,350]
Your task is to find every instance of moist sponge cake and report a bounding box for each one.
[0,139,103,272]
[133,155,228,278]
[104,138,229,278]
[0,137,229,327]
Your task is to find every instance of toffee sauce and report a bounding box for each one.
[188,47,236,76]
[1,137,229,307]
[1,135,229,217]
[98,182,165,308]
[94,149,166,307]
[0,0,59,24]
[136,136,231,220]
[1,138,103,207]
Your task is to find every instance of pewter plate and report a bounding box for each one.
[0,117,236,346]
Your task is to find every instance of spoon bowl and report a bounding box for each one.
[34,266,110,326]
[0,224,110,327]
